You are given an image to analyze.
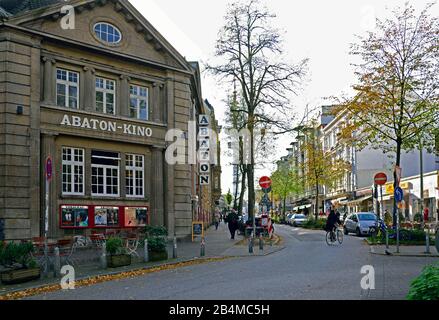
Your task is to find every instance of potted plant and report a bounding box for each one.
[106,237,131,268]
[144,226,168,262]
[0,241,40,285]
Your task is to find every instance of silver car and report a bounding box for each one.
[343,213,377,236]
[291,214,307,227]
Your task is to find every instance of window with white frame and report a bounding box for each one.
[57,68,79,109]
[96,77,116,114]
[130,85,148,120]
[91,150,120,197]
[62,147,85,195]
[126,154,144,197]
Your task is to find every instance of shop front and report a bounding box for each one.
[40,109,168,239]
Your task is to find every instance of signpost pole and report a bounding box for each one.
[43,156,52,278]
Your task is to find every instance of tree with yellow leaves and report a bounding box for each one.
[336,3,439,226]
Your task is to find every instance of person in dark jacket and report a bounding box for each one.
[326,209,341,235]
[226,210,239,240]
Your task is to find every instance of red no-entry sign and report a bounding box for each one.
[259,176,272,189]
[374,172,387,186]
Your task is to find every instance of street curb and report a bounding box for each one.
[369,244,439,258]
[0,256,233,300]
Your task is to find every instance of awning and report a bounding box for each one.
[346,195,372,206]
[293,204,312,211]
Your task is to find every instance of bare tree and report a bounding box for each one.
[207,0,307,220]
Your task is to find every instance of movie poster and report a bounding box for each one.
[94,207,119,227]
[61,206,89,228]
[124,207,148,227]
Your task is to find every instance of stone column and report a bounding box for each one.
[119,75,131,117]
[152,83,161,123]
[151,146,165,227]
[83,66,95,112]
[42,57,56,105]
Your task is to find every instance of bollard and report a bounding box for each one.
[425,225,431,254]
[385,228,389,250]
[259,235,264,251]
[100,243,107,269]
[200,238,206,257]
[248,237,254,254]
[143,239,149,263]
[173,236,178,259]
[54,247,61,277]
[435,228,439,254]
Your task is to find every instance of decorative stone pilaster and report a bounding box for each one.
[42,57,56,105]
[119,75,131,117]
[83,66,95,112]
[151,146,165,227]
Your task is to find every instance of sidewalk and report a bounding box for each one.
[370,244,439,257]
[0,222,284,298]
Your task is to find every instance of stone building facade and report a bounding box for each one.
[0,0,208,240]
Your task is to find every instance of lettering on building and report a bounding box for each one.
[60,114,153,137]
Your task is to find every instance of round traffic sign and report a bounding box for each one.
[259,176,272,189]
[395,187,404,203]
[374,172,387,186]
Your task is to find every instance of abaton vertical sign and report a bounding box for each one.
[199,115,210,185]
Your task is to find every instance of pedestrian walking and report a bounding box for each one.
[424,207,429,223]
[214,210,220,230]
[226,210,239,240]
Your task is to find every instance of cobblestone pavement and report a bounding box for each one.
[27,224,438,300]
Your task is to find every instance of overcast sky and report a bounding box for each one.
[129,0,439,194]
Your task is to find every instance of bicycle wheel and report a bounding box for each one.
[326,232,335,245]
[337,229,344,244]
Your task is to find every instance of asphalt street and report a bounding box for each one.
[29,224,438,300]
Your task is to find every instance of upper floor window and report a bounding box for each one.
[130,85,149,121]
[57,68,79,109]
[94,22,122,45]
[96,77,116,115]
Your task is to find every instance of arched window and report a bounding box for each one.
[94,22,122,44]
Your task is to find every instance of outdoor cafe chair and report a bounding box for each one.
[125,234,140,258]
[56,238,77,267]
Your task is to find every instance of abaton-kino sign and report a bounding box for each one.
[60,114,153,137]
[199,115,210,185]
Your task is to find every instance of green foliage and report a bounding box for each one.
[302,218,327,230]
[407,263,439,300]
[384,211,393,226]
[414,213,423,223]
[224,190,233,207]
[144,226,168,238]
[144,226,168,254]
[0,241,36,269]
[147,237,167,253]
[106,237,126,256]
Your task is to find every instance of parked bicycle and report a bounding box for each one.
[369,219,412,241]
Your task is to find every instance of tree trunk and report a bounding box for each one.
[283,197,286,216]
[238,166,247,216]
[393,139,402,227]
[247,117,255,221]
[315,183,319,221]
[233,166,239,210]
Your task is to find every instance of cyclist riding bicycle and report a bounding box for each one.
[326,209,341,240]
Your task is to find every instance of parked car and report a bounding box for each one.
[291,214,307,227]
[344,213,378,237]
[286,213,294,225]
